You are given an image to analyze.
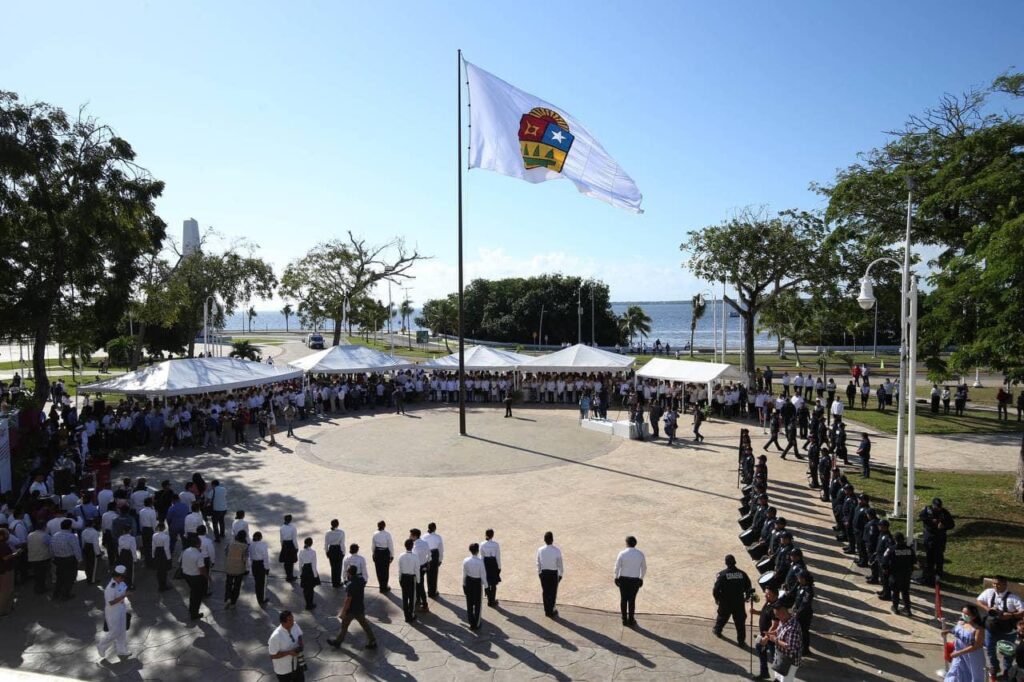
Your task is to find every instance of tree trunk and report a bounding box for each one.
[332,305,343,347]
[791,339,802,365]
[689,325,696,358]
[32,325,50,402]
[131,323,146,370]
[1015,434,1024,503]
[285,315,290,333]
[742,312,756,387]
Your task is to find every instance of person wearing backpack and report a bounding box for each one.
[976,577,1024,680]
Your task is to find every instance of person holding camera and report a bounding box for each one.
[976,576,1024,679]
[268,610,306,681]
[918,498,956,587]
[712,554,752,646]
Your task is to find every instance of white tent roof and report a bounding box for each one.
[288,345,414,374]
[519,344,635,373]
[78,357,303,397]
[636,358,742,384]
[420,345,533,371]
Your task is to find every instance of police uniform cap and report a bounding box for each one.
[879,518,890,526]
[780,531,793,540]
[932,498,943,507]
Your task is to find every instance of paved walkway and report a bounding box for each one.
[2,403,983,680]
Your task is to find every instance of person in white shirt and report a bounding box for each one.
[184,504,204,541]
[424,522,444,599]
[151,522,172,591]
[411,529,431,613]
[537,531,564,618]
[342,543,368,583]
[324,519,346,588]
[80,518,104,584]
[116,529,138,589]
[480,529,502,607]
[614,536,648,627]
[371,520,394,593]
[268,611,304,679]
[181,538,206,619]
[138,498,157,568]
[976,577,1024,674]
[279,515,299,582]
[250,531,270,607]
[96,565,131,659]
[462,543,489,630]
[397,538,422,623]
[830,398,844,426]
[298,537,320,611]
[231,510,250,540]
[197,526,215,596]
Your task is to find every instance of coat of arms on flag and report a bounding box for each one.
[518,107,574,173]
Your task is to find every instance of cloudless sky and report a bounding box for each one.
[4,1,1022,306]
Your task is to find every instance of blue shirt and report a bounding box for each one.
[211,485,227,513]
[166,501,189,532]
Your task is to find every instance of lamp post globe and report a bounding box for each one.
[857,277,876,311]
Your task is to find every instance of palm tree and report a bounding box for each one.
[399,299,414,348]
[281,303,293,333]
[689,293,706,357]
[619,305,652,347]
[229,340,259,360]
[247,306,257,333]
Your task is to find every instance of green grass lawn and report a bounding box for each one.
[344,336,451,360]
[842,402,1024,434]
[852,468,1024,594]
[0,357,66,372]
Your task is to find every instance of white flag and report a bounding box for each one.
[465,60,643,214]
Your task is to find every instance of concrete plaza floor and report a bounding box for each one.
[4,401,1005,680]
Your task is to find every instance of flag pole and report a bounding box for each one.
[457,49,467,436]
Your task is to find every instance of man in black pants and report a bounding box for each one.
[614,536,647,626]
[462,543,487,630]
[916,498,955,587]
[181,537,207,619]
[325,519,345,588]
[764,412,783,452]
[882,532,916,616]
[537,531,563,617]
[713,554,752,645]
[397,539,419,622]
[371,521,394,593]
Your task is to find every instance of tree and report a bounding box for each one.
[399,298,414,348]
[821,72,1024,377]
[419,275,621,345]
[689,293,706,357]
[758,291,814,365]
[0,92,166,400]
[682,208,830,381]
[620,305,652,346]
[281,303,293,332]
[247,306,257,333]
[281,234,428,347]
[229,340,259,360]
[415,296,458,351]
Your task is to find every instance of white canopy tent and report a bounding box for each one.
[78,357,303,397]
[288,345,414,375]
[519,344,635,373]
[419,345,533,371]
[635,358,743,385]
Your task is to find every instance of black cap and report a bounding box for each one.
[932,498,943,507]
[858,493,869,501]
[775,517,787,526]
[790,549,803,559]
[780,531,793,540]
[879,519,890,526]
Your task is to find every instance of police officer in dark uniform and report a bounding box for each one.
[780,419,798,459]
[851,494,872,561]
[712,554,753,645]
[882,532,916,615]
[740,450,755,485]
[871,518,894,591]
[807,439,820,488]
[834,422,848,465]
[916,498,955,586]
[780,398,796,430]
[773,532,796,581]
[784,548,808,592]
[754,585,779,680]
[817,449,833,501]
[842,490,862,554]
[797,402,810,439]
[859,509,880,569]
[763,412,783,452]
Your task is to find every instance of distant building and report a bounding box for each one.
[182,218,201,256]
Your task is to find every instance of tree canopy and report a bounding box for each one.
[418,275,622,346]
[0,92,166,399]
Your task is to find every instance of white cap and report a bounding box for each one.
[114,565,127,575]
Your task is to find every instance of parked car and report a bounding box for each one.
[306,333,325,349]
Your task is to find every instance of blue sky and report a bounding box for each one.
[4,1,1021,305]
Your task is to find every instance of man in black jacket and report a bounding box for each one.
[713,554,753,646]
[916,498,955,586]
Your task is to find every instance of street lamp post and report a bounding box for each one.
[577,284,583,345]
[855,177,916,526]
[590,285,595,347]
[539,304,545,351]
